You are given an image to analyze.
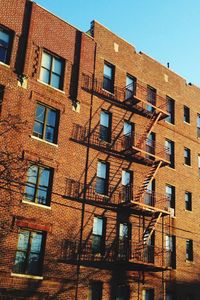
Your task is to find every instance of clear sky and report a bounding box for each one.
[35,0,200,86]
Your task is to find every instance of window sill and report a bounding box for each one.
[184,209,192,213]
[11,273,43,280]
[0,61,10,69]
[166,165,175,171]
[95,192,110,199]
[165,121,175,126]
[22,199,51,210]
[183,164,192,168]
[185,260,193,264]
[30,135,58,147]
[102,88,115,96]
[184,121,191,125]
[37,79,65,94]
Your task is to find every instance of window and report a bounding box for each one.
[33,103,59,144]
[118,223,131,258]
[184,147,191,166]
[125,75,136,100]
[89,281,103,300]
[96,161,109,195]
[92,217,106,254]
[147,86,156,112]
[146,132,155,157]
[24,164,53,206]
[13,229,45,276]
[40,51,64,89]
[99,110,112,142]
[123,121,134,149]
[166,292,174,300]
[166,185,175,211]
[186,239,193,261]
[197,114,200,138]
[166,235,176,268]
[0,85,4,112]
[144,180,155,206]
[116,285,130,300]
[165,139,175,168]
[166,96,175,124]
[103,62,115,93]
[0,26,12,64]
[121,170,133,202]
[184,105,190,123]
[185,191,192,211]
[142,289,154,300]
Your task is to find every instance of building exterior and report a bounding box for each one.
[0,1,200,299]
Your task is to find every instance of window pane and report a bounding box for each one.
[0,31,9,44]
[33,121,43,138]
[40,68,50,84]
[119,223,128,239]
[123,122,132,136]
[35,105,45,122]
[27,165,38,184]
[122,170,131,186]
[52,57,62,74]
[41,52,51,69]
[31,232,43,253]
[17,231,30,251]
[13,251,26,274]
[0,48,7,62]
[27,253,40,275]
[100,111,109,127]
[93,217,103,235]
[45,126,54,142]
[37,188,48,204]
[39,168,50,187]
[47,109,56,126]
[97,162,107,179]
[51,73,60,89]
[25,184,35,201]
[104,64,112,79]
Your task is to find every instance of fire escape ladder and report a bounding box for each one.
[135,161,162,202]
[143,212,162,245]
[136,112,162,149]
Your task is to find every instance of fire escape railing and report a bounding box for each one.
[61,239,170,269]
[71,123,170,163]
[81,73,168,116]
[65,177,170,211]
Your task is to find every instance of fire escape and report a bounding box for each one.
[62,73,171,273]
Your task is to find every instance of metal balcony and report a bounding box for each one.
[65,178,170,214]
[81,74,169,119]
[71,124,170,166]
[60,239,170,272]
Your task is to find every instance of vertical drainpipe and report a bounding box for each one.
[74,37,97,300]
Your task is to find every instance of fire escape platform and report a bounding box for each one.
[118,200,170,217]
[121,146,169,166]
[124,96,169,120]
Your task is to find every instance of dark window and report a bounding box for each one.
[186,239,193,261]
[13,229,45,276]
[144,180,155,206]
[125,75,136,100]
[166,184,175,210]
[103,62,114,93]
[184,147,191,166]
[147,86,156,112]
[99,110,112,142]
[89,281,103,300]
[121,170,133,202]
[96,161,109,195]
[123,121,134,149]
[142,289,154,300]
[166,292,174,300]
[92,217,106,254]
[40,51,64,90]
[166,96,175,124]
[184,105,190,123]
[33,103,59,144]
[165,139,175,168]
[146,132,155,158]
[166,235,176,269]
[116,285,130,300]
[185,191,192,211]
[0,26,12,64]
[118,223,131,258]
[197,114,200,138]
[24,164,53,206]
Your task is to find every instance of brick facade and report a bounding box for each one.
[0,1,200,299]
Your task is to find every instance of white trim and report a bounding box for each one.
[22,199,51,210]
[11,273,43,280]
[37,79,65,94]
[30,135,58,147]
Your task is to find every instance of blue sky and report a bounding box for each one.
[35,0,200,86]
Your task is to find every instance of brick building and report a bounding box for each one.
[0,0,200,299]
